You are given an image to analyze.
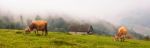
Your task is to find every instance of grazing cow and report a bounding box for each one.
[114,26,128,42]
[25,20,48,36]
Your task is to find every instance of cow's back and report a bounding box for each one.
[117,26,127,36]
[32,20,47,30]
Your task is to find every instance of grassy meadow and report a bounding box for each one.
[0,29,149,48]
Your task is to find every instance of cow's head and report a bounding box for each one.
[25,24,35,33]
[25,27,31,34]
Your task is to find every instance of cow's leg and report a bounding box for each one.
[120,37,123,42]
[42,30,44,35]
[34,30,37,34]
[121,38,125,42]
[42,31,43,35]
[45,24,48,36]
[45,30,48,36]
[119,35,122,42]
[120,35,125,42]
[36,30,39,34]
[122,35,126,42]
[117,36,121,42]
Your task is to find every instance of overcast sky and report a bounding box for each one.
[0,0,150,25]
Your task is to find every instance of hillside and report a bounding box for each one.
[0,29,150,48]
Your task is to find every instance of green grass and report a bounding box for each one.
[0,29,149,48]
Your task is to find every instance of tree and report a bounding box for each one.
[35,15,42,20]
[46,16,68,32]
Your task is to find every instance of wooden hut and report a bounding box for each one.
[68,24,93,35]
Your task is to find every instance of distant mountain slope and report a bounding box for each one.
[91,20,116,36]
[119,10,150,39]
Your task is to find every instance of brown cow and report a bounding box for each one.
[113,26,128,42]
[25,20,48,36]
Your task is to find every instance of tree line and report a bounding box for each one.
[0,15,69,32]
[0,15,147,40]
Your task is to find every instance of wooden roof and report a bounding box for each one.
[69,24,93,32]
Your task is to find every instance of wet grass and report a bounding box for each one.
[0,29,149,48]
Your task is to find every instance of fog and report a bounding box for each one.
[0,0,150,37]
[119,9,150,35]
[0,0,149,24]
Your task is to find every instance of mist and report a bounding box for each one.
[0,0,149,24]
[119,9,150,36]
[0,0,150,39]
